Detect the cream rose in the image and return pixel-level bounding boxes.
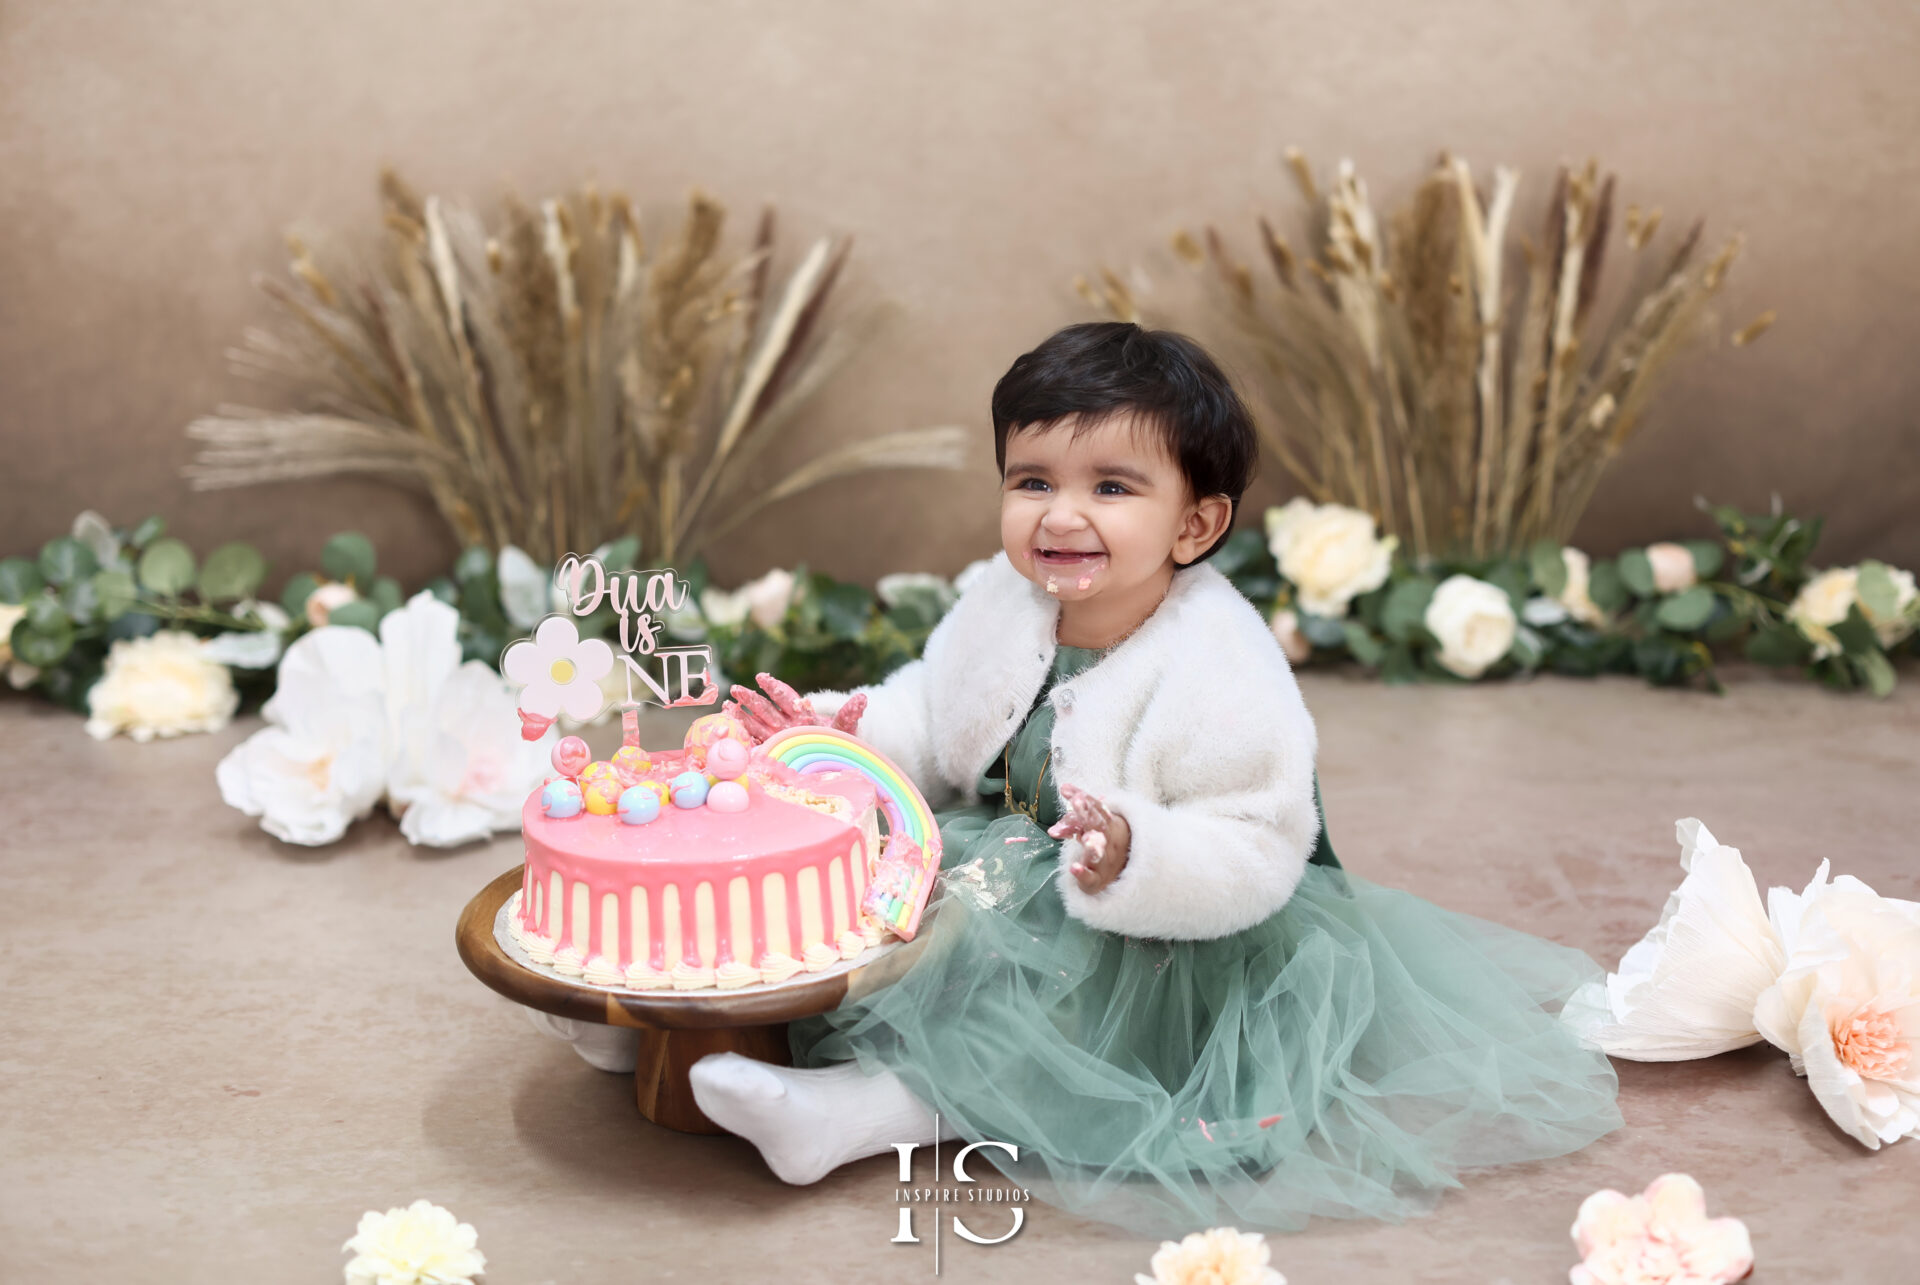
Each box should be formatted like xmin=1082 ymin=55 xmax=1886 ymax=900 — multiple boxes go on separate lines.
xmin=1268 ymin=608 xmax=1312 ymax=664
xmin=1646 ymin=542 xmax=1698 ymax=594
xmin=1786 ymin=567 xmax=1858 ymax=660
xmin=0 ymin=600 xmax=24 ymax=666
xmin=740 ymin=566 xmax=797 ymax=629
xmin=1558 ymin=547 xmax=1607 ymax=625
xmin=1423 ymin=575 xmax=1517 ymax=679
xmin=342 ymin=1199 xmax=486 ymax=1285
xmin=1264 ymin=498 xmax=1395 ymax=618
xmin=305 ymin=580 xmax=361 ymax=628
xmin=1135 ymin=1226 xmax=1286 ymax=1285
xmin=84 ymin=630 xmax=240 ymax=742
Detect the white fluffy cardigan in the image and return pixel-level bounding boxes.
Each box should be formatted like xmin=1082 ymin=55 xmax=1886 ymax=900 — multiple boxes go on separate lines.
xmin=808 ymin=551 xmax=1323 ymax=941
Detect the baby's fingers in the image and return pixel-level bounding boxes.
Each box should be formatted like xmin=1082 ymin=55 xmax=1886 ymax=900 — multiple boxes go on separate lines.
xmin=757 ymin=672 xmax=812 ymax=721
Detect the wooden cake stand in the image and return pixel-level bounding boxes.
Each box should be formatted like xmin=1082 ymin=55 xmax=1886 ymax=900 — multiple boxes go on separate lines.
xmin=456 ymin=866 xmax=931 ymax=1135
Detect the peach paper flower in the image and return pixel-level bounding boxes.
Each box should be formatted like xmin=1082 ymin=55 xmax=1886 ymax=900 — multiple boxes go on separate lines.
xmin=1135 ymin=1226 xmax=1286 ymax=1285
xmin=1570 ymin=1174 xmax=1752 ymax=1285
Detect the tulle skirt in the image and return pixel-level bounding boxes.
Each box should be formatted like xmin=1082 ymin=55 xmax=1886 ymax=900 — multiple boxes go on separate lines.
xmin=786 ymin=801 xmax=1624 ymax=1238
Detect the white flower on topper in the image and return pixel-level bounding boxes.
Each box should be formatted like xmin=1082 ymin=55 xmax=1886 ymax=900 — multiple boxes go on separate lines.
xmin=1751 ymin=862 xmax=1920 ymax=1150
xmin=502 ymin=615 xmax=615 ymax=732
xmin=1561 ymin=819 xmax=1786 ymax=1061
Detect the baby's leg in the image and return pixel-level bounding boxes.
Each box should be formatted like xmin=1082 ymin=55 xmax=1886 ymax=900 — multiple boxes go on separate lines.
xmin=689 ymin=1052 xmax=963 ymax=1185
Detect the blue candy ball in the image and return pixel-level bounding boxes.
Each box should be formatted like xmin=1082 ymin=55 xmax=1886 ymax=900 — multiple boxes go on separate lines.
xmin=541 ymin=779 xmax=584 ymax=819
xmin=669 ymin=769 xmax=710 ymax=809
xmin=618 ymin=786 xmax=662 ymax=826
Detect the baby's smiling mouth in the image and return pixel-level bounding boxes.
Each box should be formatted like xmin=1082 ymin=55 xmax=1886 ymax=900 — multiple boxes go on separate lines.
xmin=1034 ymin=546 xmax=1106 ymax=566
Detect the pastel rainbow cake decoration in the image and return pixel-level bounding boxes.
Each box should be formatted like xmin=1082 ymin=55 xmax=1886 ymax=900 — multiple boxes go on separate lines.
xmin=761 ymin=727 xmax=943 ymax=941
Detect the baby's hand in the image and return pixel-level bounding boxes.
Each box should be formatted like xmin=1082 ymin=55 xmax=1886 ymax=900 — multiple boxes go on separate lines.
xmin=1049 ymin=783 xmax=1130 ymax=894
xmin=725 ymin=672 xmax=867 ymax=743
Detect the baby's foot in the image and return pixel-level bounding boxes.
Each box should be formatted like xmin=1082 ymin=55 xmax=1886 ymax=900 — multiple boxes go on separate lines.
xmin=688 ymin=1052 xmax=854 ymax=1185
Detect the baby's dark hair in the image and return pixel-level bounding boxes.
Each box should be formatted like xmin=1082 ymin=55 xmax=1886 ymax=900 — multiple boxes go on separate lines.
xmin=990 ymin=321 xmax=1259 ymax=566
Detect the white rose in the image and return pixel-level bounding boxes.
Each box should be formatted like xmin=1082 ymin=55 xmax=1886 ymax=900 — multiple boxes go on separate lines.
xmin=739 ymin=567 xmax=797 ymax=629
xmin=1557 ymin=547 xmax=1607 ymax=625
xmin=876 ymin=572 xmax=957 ymax=613
xmin=342 ymin=1199 xmax=486 ymax=1285
xmin=1264 ymin=498 xmax=1396 ymax=618
xmin=1786 ymin=567 xmax=1858 ymax=661
xmin=1268 ymin=608 xmax=1312 ymax=665
xmin=1646 ymin=542 xmax=1698 ymax=594
xmin=699 ymin=585 xmax=750 ymax=628
xmin=306 ymin=580 xmax=361 ymax=628
xmin=0 ymin=601 xmax=24 ymax=666
xmin=1423 ymin=575 xmax=1517 ymax=679
xmin=1860 ymin=564 xmax=1918 ymax=649
xmin=84 ymin=630 xmax=240 ymax=742
xmin=1751 ymin=864 xmax=1920 ymax=1149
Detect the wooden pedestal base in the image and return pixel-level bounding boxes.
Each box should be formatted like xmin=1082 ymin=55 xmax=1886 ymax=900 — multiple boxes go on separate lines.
xmin=457 ymin=866 xmax=922 ymax=1135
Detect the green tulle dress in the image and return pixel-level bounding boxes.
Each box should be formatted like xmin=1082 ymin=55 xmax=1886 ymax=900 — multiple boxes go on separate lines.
xmin=787 ymin=644 xmax=1623 ymax=1238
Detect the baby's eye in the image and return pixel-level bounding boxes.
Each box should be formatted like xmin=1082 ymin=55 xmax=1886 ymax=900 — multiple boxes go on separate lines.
xmin=1014 ymin=477 xmax=1050 ymax=492
xmin=1096 ymin=481 xmax=1129 ymax=495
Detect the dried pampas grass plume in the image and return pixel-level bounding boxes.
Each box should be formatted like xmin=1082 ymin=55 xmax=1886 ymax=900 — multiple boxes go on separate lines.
xmin=1083 ymin=149 xmax=1772 ymax=559
xmin=187 ymin=171 xmax=967 ymax=565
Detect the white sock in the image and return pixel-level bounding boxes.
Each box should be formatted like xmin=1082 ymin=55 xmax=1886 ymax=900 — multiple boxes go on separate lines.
xmin=524 ymin=1007 xmax=641 ymax=1073
xmin=688 ymin=1052 xmax=962 ymax=1185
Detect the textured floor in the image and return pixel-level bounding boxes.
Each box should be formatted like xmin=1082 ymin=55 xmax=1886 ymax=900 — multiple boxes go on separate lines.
xmin=2 ymin=666 xmax=1916 ymax=1283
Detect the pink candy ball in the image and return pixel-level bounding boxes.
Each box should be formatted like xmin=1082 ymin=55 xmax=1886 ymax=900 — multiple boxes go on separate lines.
xmin=705 ymin=780 xmax=750 ymax=813
xmin=707 ymin=738 xmax=750 ymax=780
xmin=551 ymin=736 xmax=592 ymax=777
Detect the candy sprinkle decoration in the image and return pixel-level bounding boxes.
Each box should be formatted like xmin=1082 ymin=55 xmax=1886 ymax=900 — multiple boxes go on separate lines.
xmin=761 ymin=727 xmax=943 ymax=940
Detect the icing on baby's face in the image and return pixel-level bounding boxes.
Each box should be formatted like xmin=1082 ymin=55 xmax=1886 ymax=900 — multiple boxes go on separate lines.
xmin=999 ymin=409 xmax=1231 ymax=646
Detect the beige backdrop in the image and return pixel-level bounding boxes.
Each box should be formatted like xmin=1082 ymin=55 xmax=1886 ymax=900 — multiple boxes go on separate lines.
xmin=4 ymin=0 xmax=1917 ymax=592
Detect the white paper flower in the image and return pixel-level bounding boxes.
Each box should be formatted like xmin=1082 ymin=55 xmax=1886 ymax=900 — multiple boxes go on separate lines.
xmin=84 ymin=629 xmax=240 ymax=742
xmin=500 ymin=615 xmax=614 ymax=722
xmin=1558 ymin=547 xmax=1608 ymax=625
xmin=217 ymin=627 xmax=388 ymax=845
xmin=1786 ymin=567 xmax=1858 ymax=660
xmin=1570 ymin=1173 xmax=1753 ymax=1285
xmin=1268 ymin=607 xmax=1311 ymax=664
xmin=1750 ymin=865 xmax=1920 ymax=1149
xmin=1423 ymin=574 xmax=1517 ymax=678
xmin=1264 ymin=498 xmax=1395 ymax=618
xmin=1562 ymin=819 xmax=1786 ymax=1060
xmin=342 ymin=1199 xmax=486 ymax=1285
xmin=1135 ymin=1226 xmax=1286 ymax=1285
xmin=1647 ymin=542 xmax=1699 ymax=595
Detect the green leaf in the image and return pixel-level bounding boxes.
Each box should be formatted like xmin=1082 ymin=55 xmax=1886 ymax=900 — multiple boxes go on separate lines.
xmin=1342 ymin=621 xmax=1384 ymax=668
xmin=60 ymin=576 xmax=101 ymax=625
xmin=38 ymin=536 xmax=99 ymax=587
xmin=1685 ymin=540 xmax=1724 ymax=579
xmin=1511 ymin=623 xmax=1547 ymax=667
xmin=369 ymin=575 xmax=404 ymax=615
xmin=1857 ymin=560 xmax=1900 ymax=623
xmin=0 ymin=557 xmax=44 ymax=604
xmin=197 ymin=542 xmax=267 ymax=602
xmin=424 ymin=576 xmax=458 ymax=606
xmin=1485 ymin=561 xmax=1530 ymax=613
xmin=1298 ymin=611 xmax=1347 ymax=648
xmin=1745 ymin=623 xmax=1811 ymax=666
xmin=1529 ymin=541 xmax=1568 ymax=599
xmin=106 ymin=611 xmax=161 ymax=642
xmin=599 ymin=534 xmax=642 ymax=571
xmin=1380 ymin=642 xmax=1420 ymax=685
xmin=327 ymin=600 xmax=382 ymax=634
xmin=1588 ymin=559 xmax=1629 ymax=614
xmin=11 ymin=597 xmax=74 ymax=667
xmin=1831 ymin=605 xmax=1878 ymax=657
xmin=1859 ymin=650 xmax=1897 ymax=697
xmin=1617 ymin=548 xmax=1656 ymax=597
xmin=453 ymin=545 xmax=495 ymax=587
xmin=91 ymin=569 xmax=137 ymax=621
xmin=137 ymin=537 xmax=196 ymax=597
xmin=815 ymin=580 xmax=873 ymax=640
xmin=321 ymin=532 xmax=377 ymax=586
xmin=1655 ymin=585 xmax=1716 ymax=632
xmin=128 ymin=516 xmax=166 ymax=549
xmin=280 ymin=571 xmax=319 ymax=620
xmin=1380 ymin=576 xmax=1436 ymax=644
xmin=1210 ymin=529 xmax=1272 ymax=580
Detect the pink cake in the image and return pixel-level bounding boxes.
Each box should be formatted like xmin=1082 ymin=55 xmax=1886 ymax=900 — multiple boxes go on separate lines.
xmin=507 ymin=716 xmax=888 ymax=991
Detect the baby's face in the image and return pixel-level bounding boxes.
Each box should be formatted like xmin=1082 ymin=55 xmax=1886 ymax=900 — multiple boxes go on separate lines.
xmin=999 ymin=410 xmax=1215 ymax=606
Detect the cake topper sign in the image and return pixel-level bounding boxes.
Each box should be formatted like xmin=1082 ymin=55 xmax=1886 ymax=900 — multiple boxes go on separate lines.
xmin=502 ymin=553 xmax=719 ymax=741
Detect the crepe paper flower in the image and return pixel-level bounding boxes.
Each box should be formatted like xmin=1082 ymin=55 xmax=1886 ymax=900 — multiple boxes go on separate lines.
xmin=1424 ymin=574 xmax=1517 ymax=679
xmin=501 ymin=615 xmax=614 ymax=723
xmin=342 ymin=1198 xmax=486 ymax=1285
xmin=1751 ymin=862 xmax=1920 ymax=1149
xmin=1134 ymin=1226 xmax=1286 ymax=1285
xmin=1264 ymin=498 xmax=1395 ymax=618
xmin=83 ymin=629 xmax=241 ymax=742
xmin=1562 ymin=819 xmax=1787 ymax=1061
xmin=1569 ymin=1173 xmax=1753 ymax=1284
xmin=217 ymin=626 xmax=388 ymax=845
